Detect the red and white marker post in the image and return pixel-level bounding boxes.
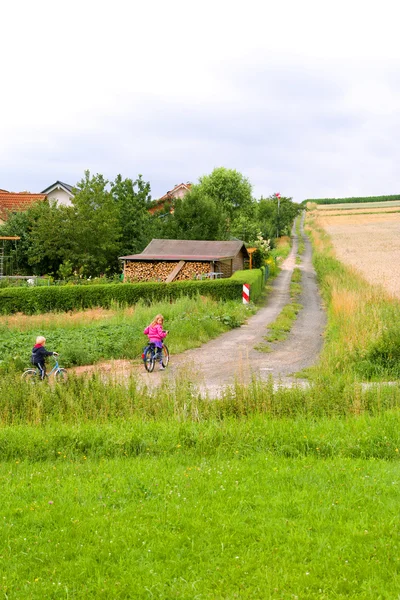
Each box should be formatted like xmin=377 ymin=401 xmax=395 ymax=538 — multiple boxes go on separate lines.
xmin=242 ymin=283 xmax=250 ymax=304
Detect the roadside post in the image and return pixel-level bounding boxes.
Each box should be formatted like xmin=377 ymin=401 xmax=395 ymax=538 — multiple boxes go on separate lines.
xmin=242 ymin=283 xmax=250 ymax=304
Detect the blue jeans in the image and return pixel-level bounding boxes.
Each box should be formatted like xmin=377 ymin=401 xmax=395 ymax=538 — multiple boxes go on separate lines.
xmin=155 ymin=347 xmax=163 ymax=363
xmin=33 ymin=362 xmax=46 ymax=380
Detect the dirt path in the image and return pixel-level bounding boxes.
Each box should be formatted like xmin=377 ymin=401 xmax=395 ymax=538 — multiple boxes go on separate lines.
xmin=72 ymin=217 xmax=326 ymax=396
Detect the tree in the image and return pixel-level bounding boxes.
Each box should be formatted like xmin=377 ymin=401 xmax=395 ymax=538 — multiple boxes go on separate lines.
xmin=0 ymin=207 xmax=37 ymax=275
xmin=1 ymin=171 xmax=155 ymax=277
xmin=229 ymin=212 xmax=260 ymax=243
xmin=28 ymin=203 xmax=74 ymax=275
xmin=68 ymin=171 xmax=121 ymax=275
xmin=0 ymin=201 xmax=72 ymax=275
xmin=111 ymin=174 xmax=153 ymax=256
xmin=195 ymin=167 xmax=254 ymax=220
xmin=257 ymin=194 xmax=302 ymax=239
xmin=162 ymin=188 xmax=228 ymax=240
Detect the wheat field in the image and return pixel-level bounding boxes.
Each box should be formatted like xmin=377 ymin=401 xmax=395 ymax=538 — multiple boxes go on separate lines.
xmin=316 ymin=211 xmax=400 ymax=299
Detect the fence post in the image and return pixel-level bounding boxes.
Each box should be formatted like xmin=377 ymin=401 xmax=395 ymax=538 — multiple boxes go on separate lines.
xmin=242 ymin=283 xmax=250 ymax=304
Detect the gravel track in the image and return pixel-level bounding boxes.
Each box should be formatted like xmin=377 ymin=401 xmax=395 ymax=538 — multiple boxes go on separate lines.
xmin=73 ymin=217 xmax=326 ymax=396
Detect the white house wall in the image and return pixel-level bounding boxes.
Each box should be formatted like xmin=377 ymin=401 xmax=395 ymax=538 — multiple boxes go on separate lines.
xmin=47 ymin=189 xmax=73 ymax=207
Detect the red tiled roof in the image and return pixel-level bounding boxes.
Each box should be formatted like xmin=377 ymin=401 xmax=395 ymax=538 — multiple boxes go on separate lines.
xmin=0 ymin=192 xmax=46 ymax=220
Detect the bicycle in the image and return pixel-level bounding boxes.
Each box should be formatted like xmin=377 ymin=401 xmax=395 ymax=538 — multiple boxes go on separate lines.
xmin=21 ymin=355 xmax=68 ymax=383
xmin=142 ymin=343 xmax=169 ymax=373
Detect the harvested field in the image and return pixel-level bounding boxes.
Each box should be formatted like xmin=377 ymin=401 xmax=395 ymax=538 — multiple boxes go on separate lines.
xmin=316 ymin=207 xmax=400 ymax=217
xmin=316 ymin=212 xmax=400 ymax=299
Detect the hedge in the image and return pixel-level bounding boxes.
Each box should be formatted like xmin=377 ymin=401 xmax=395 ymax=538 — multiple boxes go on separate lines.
xmin=0 ymin=279 xmax=238 ymax=315
xmin=231 ymin=267 xmax=266 ymax=301
xmin=0 ymin=268 xmax=269 ymax=315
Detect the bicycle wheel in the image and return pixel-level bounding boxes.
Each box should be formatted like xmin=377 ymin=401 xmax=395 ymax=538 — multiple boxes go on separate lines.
xmin=162 ymin=344 xmax=169 ymax=368
xmin=55 ymin=368 xmax=68 ymax=382
xmin=143 ymin=346 xmax=155 ymax=372
xmin=21 ymin=369 xmax=38 ymax=383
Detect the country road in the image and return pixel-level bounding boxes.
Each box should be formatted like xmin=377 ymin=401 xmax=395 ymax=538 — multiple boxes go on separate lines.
xmin=145 ymin=215 xmax=326 ymax=395
xmin=73 ymin=216 xmax=326 ymax=396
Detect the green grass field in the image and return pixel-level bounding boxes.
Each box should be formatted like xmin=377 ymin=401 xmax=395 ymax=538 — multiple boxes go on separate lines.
xmin=2 ymin=414 xmax=400 ymax=599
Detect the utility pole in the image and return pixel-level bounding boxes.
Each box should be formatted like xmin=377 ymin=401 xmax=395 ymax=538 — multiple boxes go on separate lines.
xmin=275 ymin=192 xmax=281 ymax=239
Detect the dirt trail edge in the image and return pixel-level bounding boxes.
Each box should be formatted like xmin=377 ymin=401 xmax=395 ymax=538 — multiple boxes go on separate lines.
xmin=73 ymin=216 xmax=327 ymax=396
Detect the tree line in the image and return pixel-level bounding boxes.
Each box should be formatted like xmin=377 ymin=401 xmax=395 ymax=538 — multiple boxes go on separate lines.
xmin=1 ymin=167 xmax=301 ymax=278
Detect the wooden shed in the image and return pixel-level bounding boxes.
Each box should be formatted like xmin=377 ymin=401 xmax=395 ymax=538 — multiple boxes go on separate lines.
xmin=120 ymin=239 xmax=249 ymax=283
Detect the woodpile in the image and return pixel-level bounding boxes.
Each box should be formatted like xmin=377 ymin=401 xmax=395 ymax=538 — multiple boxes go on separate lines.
xmin=174 ymin=261 xmax=211 ymax=281
xmin=124 ymin=260 xmax=212 ymax=282
xmin=124 ymin=261 xmax=178 ymax=282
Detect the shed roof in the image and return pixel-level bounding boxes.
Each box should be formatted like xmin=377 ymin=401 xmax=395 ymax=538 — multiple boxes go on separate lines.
xmin=120 ymin=239 xmax=249 ymax=261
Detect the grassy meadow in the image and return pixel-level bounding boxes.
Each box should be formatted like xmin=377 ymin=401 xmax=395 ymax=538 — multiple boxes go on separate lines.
xmin=0 ymin=295 xmax=257 ymax=372
xmin=2 ymin=227 xmax=400 ymax=598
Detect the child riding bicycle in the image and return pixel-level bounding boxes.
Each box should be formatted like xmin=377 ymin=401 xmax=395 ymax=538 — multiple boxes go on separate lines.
xmin=143 ymin=314 xmax=168 ymax=371
xmin=31 ymin=336 xmax=58 ymax=380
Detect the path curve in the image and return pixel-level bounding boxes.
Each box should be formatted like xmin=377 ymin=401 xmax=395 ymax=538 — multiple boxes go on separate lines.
xmin=73 ymin=216 xmax=326 ymax=396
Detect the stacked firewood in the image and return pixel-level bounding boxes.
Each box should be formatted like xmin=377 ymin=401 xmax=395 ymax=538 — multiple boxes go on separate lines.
xmin=124 ymin=260 xmax=212 ymax=282
xmin=174 ymin=262 xmax=211 ymax=280
xmin=124 ymin=261 xmax=179 ymax=282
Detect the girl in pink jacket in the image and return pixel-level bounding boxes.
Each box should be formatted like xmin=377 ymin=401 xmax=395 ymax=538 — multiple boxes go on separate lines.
xmin=143 ymin=314 xmax=168 ymax=370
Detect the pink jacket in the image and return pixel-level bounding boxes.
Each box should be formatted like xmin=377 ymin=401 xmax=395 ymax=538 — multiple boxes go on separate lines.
xmin=143 ymin=324 xmax=167 ymax=344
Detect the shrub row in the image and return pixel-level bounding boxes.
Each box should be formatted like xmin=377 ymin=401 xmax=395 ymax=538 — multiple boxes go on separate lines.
xmin=303 ymin=194 xmax=400 ymax=205
xmin=0 ymin=266 xmax=269 ymax=315
xmin=0 ymin=278 xmax=247 ymax=315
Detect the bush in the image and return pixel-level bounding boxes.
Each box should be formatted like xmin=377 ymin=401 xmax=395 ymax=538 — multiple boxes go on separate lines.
xmin=356 ymin=325 xmax=400 ymax=380
xmin=0 ymin=279 xmax=244 ymax=315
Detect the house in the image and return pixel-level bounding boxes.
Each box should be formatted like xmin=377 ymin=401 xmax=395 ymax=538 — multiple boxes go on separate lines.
xmin=120 ymin=239 xmax=249 ymax=282
xmin=41 ymin=181 xmax=74 ymax=207
xmin=0 ymin=190 xmax=47 ymax=223
xmin=148 ymin=182 xmax=192 ymax=215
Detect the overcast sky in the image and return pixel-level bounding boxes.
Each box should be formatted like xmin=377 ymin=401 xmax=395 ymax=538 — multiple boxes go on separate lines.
xmin=1 ymin=0 xmax=399 ymax=203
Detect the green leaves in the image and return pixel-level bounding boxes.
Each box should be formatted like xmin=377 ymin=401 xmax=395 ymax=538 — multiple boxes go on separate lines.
xmin=168 ymin=188 xmax=228 ymax=240
xmin=197 ymin=167 xmax=253 ymax=219
xmin=0 ymin=171 xmax=154 ymax=278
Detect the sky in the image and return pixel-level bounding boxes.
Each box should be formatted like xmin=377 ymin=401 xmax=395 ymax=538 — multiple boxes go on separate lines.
xmin=1 ymin=0 xmax=400 ymax=203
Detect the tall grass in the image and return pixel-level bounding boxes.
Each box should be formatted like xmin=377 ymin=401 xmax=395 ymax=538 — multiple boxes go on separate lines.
xmin=2 ymin=369 xmax=400 ymax=427
xmin=306 ymin=213 xmax=400 ymax=380
xmin=1 ymin=409 xmax=400 ymax=461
